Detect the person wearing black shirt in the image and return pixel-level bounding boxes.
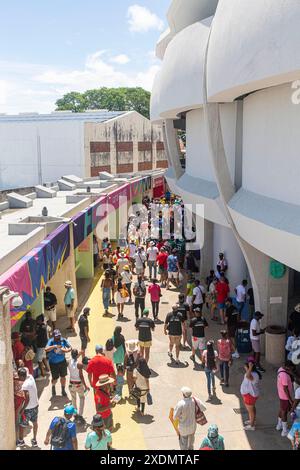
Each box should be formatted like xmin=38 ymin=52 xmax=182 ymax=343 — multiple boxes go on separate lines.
xmin=135 ymin=309 xmax=155 ymax=363
xmin=289 ymin=304 xmax=300 ymax=333
xmin=225 ymin=298 xmax=240 ymax=358
xmin=189 ymin=309 xmax=208 ymax=363
xmin=164 ymin=306 xmax=184 ymax=364
xmin=176 ymin=294 xmax=190 ymax=349
xmin=20 ymin=310 xmax=36 ymax=348
xmin=133 ymin=275 xmax=147 ymax=319
xmin=78 ymin=308 xmax=91 ymax=358
xmin=44 ymin=287 xmax=58 ymax=330
xmin=35 ymin=314 xmax=49 ymax=377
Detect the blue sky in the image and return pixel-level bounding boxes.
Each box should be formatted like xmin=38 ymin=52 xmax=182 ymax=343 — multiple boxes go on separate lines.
xmin=0 ymin=0 xmax=170 ymax=113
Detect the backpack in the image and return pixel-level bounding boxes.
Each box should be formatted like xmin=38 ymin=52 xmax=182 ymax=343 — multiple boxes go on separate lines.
xmin=218 ymin=339 xmax=231 ymax=361
xmin=50 ymin=418 xmax=70 ymax=449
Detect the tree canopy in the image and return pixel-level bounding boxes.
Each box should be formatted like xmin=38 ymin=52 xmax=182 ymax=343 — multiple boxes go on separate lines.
xmin=55 ymin=87 xmax=151 ymax=119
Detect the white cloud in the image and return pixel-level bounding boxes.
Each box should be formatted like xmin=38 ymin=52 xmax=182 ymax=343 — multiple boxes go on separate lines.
xmin=127 ymin=5 xmax=164 ymax=33
xmin=110 ymin=54 xmax=130 ymax=65
xmin=0 ymin=52 xmax=161 ymax=114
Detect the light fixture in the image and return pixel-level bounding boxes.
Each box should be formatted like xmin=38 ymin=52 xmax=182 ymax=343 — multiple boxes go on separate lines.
xmin=0 ymin=287 xmax=23 ymax=308
xmin=12 ymin=295 xmax=23 ymax=308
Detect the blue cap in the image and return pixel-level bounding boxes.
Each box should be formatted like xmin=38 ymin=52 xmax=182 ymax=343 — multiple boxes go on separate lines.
xmin=95 ymin=345 xmax=104 ymax=352
xmin=64 ymin=404 xmax=77 ymax=415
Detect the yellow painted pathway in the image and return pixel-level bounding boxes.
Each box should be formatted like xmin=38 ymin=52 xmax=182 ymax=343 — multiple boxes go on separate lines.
xmin=86 ymin=269 xmax=147 ymax=450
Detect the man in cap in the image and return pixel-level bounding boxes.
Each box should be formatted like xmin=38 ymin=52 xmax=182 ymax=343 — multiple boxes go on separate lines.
xmin=128 ymin=239 xmax=137 ymax=274
xmin=35 ymin=314 xmax=50 ymax=378
xmin=147 ymin=241 xmax=159 ymax=279
xmin=78 ymin=307 xmax=91 ymax=358
xmin=45 ymin=329 xmax=72 ymax=397
xmin=17 ymin=367 xmax=39 ymax=448
xmin=121 ymin=265 xmax=133 ymax=303
xmin=94 ymin=374 xmax=116 ymax=431
xmin=87 ymin=345 xmax=116 ymax=391
xmin=44 ymin=286 xmax=58 ymax=331
xmin=44 ymin=404 xmax=78 ymax=450
xmin=133 ymin=247 xmax=147 ymax=279
xmin=135 ymin=309 xmax=155 ymax=363
xmin=157 ymin=247 xmax=168 ymax=288
xmin=174 ymin=386 xmax=206 ymax=451
xmin=176 ymin=294 xmax=190 ymax=349
xmin=64 ymin=280 xmax=76 ymax=332
xmin=189 ymin=308 xmax=208 ymax=363
xmin=250 ymin=311 xmax=266 ymax=372
xmin=85 ymin=414 xmax=113 ymax=450
xmin=116 ymin=252 xmax=128 ymax=275
xmin=164 ymin=305 xmax=185 ymax=365
xmin=216 ymin=252 xmax=228 ymax=278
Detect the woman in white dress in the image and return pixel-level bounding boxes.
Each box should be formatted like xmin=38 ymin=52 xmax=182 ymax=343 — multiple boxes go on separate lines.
xmin=133 ymin=358 xmax=151 ymax=416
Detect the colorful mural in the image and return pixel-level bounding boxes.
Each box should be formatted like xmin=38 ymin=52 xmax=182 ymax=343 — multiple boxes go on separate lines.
xmin=0 ymin=224 xmax=70 ymax=326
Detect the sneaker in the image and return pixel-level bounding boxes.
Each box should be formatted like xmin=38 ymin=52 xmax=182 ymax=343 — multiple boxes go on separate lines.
xmin=281 ymin=429 xmax=289 ymax=437
xmin=31 ymin=439 xmax=38 ymax=448
xmin=175 ymin=360 xmax=180 ymax=365
xmin=168 ymin=352 xmax=173 ymax=359
xmin=276 ymin=422 xmax=283 ymax=431
xmin=244 ymin=425 xmax=255 ymax=431
xmin=61 ymin=388 xmax=67 ymax=397
xmin=190 ymin=355 xmax=196 ymax=362
xmin=220 ymin=379 xmax=225 ymax=385
xmin=17 ymin=439 xmax=25 ymax=448
xmin=207 ymin=396 xmax=213 ymax=402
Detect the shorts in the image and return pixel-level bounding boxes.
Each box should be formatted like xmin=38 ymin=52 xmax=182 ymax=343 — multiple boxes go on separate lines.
xmin=158 ymin=266 xmax=167 ymax=275
xmin=279 ymin=399 xmax=291 ymax=413
xmin=80 ymin=335 xmax=88 ymax=351
xmin=227 ymin=326 xmax=237 ymax=339
xmin=192 ymin=337 xmax=206 ymax=351
xmin=169 ymin=335 xmax=182 ymax=346
xmin=193 ymin=304 xmax=203 ymax=313
xmin=136 ymin=266 xmax=144 ymax=275
xmin=116 ymin=292 xmax=126 ymax=304
xmin=168 ymin=272 xmax=179 ymax=280
xmin=139 ymin=341 xmax=152 ymax=348
xmin=251 ymin=340 xmax=260 ymax=353
xmin=186 ymin=296 xmax=193 ymax=307
xmin=45 ymin=307 xmax=57 ymax=322
xmin=242 ymin=394 xmax=258 ymax=406
xmin=103 ymin=413 xmax=113 ymax=430
xmin=218 ymin=302 xmax=226 ymax=309
xmin=35 ymin=347 xmax=46 ymax=363
xmin=20 ymin=406 xmax=39 ymax=426
xmin=50 ymin=360 xmax=68 ymax=380
xmin=65 ymin=305 xmax=75 ymax=319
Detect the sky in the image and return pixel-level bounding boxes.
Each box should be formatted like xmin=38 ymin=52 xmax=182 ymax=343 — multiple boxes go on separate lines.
xmin=0 ymin=0 xmax=170 ymax=114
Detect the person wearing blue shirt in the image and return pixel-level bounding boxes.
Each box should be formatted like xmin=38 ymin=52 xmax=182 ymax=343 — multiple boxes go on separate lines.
xmin=44 ymin=405 xmax=77 ymax=450
xmin=287 ymin=418 xmax=300 ymax=450
xmin=167 ymin=251 xmax=180 ymax=290
xmin=45 ymin=329 xmax=71 ymax=397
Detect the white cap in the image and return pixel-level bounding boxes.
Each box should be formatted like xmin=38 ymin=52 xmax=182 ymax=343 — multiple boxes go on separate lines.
xmin=181 ymin=386 xmax=192 ymax=397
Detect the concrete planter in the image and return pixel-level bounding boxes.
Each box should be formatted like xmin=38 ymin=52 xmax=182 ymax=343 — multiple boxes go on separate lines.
xmin=265 ymin=325 xmax=286 ymax=367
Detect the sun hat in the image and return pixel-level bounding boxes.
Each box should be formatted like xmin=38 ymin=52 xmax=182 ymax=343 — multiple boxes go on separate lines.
xmin=96 ymin=374 xmax=115 ymax=387
xmin=125 ymin=339 xmax=139 ymax=354
xmin=91 ymin=415 xmax=105 ymax=428
xmin=64 ymin=280 xmax=72 ymax=287
xmin=64 ymin=404 xmax=77 ymax=416
xmin=150 ymin=241 xmax=155 ymax=246
xmin=124 ymin=265 xmax=130 ymax=271
xmin=181 ymin=386 xmax=192 ymax=397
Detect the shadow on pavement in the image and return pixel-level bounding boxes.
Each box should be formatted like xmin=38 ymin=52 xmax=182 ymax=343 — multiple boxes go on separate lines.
xmin=167 ymin=360 xmax=189 ymax=369
xmin=131 ymin=410 xmax=155 ymax=424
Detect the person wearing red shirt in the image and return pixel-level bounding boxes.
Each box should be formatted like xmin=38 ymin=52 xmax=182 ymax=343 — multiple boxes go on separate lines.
xmin=157 ymin=248 xmax=168 ymax=288
xmin=11 ymin=332 xmax=34 ymax=375
xmin=148 ymin=279 xmax=162 ymax=320
xmin=87 ymin=345 xmax=116 ymax=390
xmin=94 ymin=374 xmax=116 ymax=431
xmin=216 ymin=275 xmax=230 ymax=325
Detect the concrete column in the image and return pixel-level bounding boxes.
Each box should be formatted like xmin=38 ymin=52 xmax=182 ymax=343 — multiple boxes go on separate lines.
xmin=0 ymin=290 xmax=15 ymax=450
xmin=133 ymin=140 xmax=139 ymax=173
xmin=165 ymin=119 xmax=184 ymax=180
xmin=213 ymin=224 xmax=248 ymax=291
xmin=199 ymin=218 xmax=214 ymax=280
xmin=110 ymin=139 xmax=117 ymax=175
xmin=152 ymin=141 xmax=157 ymax=170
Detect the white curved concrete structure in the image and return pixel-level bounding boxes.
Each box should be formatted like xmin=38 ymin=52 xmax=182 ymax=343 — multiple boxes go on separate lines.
xmin=152 ymin=0 xmax=300 ymax=332
xmin=207 ymin=0 xmax=300 ymax=102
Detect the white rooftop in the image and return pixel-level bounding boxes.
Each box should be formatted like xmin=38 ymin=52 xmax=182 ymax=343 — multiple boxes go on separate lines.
xmin=0 ymin=110 xmax=128 ymax=123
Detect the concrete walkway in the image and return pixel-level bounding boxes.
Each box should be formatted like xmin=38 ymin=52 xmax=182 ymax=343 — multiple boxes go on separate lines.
xmin=28 ymin=267 xmax=290 ymax=451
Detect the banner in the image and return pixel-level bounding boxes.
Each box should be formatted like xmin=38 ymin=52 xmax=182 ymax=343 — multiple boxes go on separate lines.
xmin=0 ymin=224 xmax=70 ymax=326
xmin=73 ymin=196 xmax=107 ymax=249
xmin=130 ymin=176 xmax=152 ymax=199
xmin=108 ymin=184 xmax=131 ymax=212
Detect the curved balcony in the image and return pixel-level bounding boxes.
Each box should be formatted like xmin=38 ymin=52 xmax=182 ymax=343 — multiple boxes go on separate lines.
xmin=167 ymin=0 xmax=218 ymax=35
xmin=207 ymin=0 xmax=300 ymax=102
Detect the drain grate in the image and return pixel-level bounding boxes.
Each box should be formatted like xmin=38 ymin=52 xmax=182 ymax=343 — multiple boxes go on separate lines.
xmin=233 ymin=408 xmax=248 ymax=415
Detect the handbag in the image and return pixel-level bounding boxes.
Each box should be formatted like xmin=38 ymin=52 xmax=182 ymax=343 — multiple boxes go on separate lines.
xmin=130 ymin=385 xmax=142 ymax=400
xmin=193 ymin=397 xmax=207 ymax=426
xmin=25 ymin=347 xmax=35 ymax=362
xmin=120 ymin=287 xmax=129 ymax=299
xmin=147 ymin=392 xmax=153 ymax=406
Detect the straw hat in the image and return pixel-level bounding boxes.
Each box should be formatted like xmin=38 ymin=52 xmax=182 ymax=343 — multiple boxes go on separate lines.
xmin=64 ymin=280 xmax=72 ymax=287
xmin=124 ymin=265 xmax=130 ymax=271
xmin=125 ymin=339 xmax=139 ymax=354
xmin=96 ymin=374 xmax=115 ymax=387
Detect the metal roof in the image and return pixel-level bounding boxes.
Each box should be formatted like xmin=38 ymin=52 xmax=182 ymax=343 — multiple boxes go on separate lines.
xmin=0 ymin=110 xmax=128 ymax=123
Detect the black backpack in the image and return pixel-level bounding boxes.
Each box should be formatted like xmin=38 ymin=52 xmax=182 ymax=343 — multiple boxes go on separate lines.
xmin=50 ymin=418 xmax=70 ymax=449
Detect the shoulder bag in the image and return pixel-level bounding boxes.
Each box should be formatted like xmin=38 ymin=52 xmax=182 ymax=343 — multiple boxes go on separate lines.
xmin=193 ymin=397 xmax=207 ymax=426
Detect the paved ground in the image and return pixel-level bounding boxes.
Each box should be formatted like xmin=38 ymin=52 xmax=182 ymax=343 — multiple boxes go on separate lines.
xmin=22 ymin=266 xmax=291 ymax=451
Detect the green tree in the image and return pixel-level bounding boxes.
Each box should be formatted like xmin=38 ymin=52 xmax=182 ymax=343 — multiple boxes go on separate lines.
xmin=55 ymin=87 xmax=151 ymax=118
xmin=55 ymin=91 xmax=87 ymax=113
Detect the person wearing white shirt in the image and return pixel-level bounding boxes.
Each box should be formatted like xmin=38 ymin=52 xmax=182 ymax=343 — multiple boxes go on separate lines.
xmin=128 ymin=240 xmax=137 ymax=273
xmin=235 ymin=280 xmax=248 ymax=317
xmin=147 ymin=242 xmax=159 ymax=279
xmin=134 ymin=248 xmax=147 ymax=279
xmin=121 ymin=266 xmax=133 ymax=303
xmin=192 ymin=280 xmax=206 ymax=312
xmin=250 ymin=312 xmax=266 ymax=372
xmin=174 ymin=386 xmax=206 ymax=450
xmin=18 ymin=368 xmax=39 ymax=448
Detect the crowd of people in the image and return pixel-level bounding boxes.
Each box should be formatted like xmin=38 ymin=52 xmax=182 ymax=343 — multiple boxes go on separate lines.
xmin=11 ymin=192 xmax=300 ymax=451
